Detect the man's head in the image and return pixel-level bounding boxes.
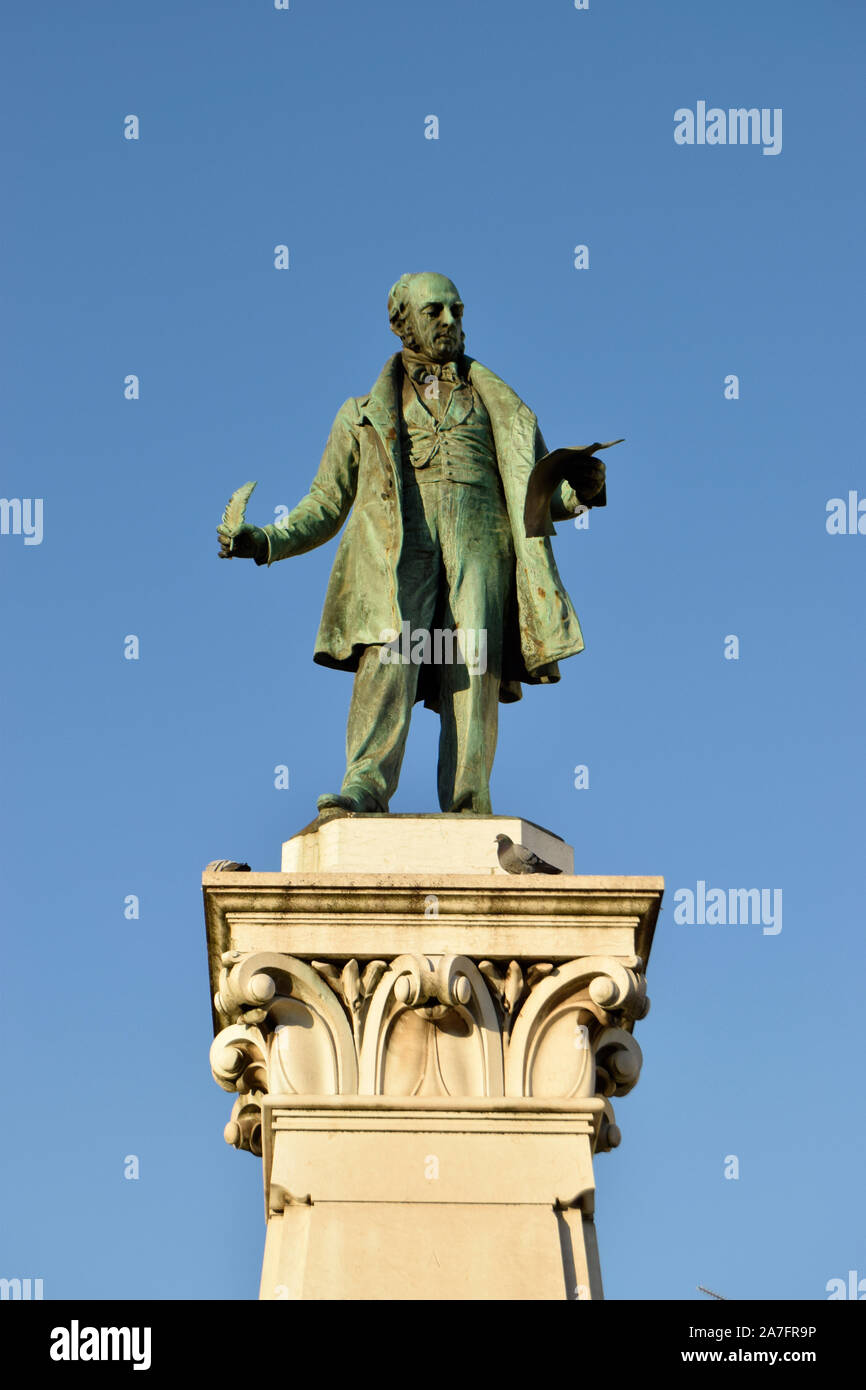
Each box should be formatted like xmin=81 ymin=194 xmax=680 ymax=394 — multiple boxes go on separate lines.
xmin=387 ymin=272 xmax=465 ymax=362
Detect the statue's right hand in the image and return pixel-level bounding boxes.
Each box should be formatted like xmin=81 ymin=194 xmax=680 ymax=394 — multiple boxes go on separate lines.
xmin=217 ymin=523 xmax=268 ymax=563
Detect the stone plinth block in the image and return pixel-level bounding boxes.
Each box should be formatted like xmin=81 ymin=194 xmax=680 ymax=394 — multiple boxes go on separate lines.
xmin=282 ymin=813 xmax=574 ymax=874
xmin=203 ymin=817 xmax=662 ymax=1301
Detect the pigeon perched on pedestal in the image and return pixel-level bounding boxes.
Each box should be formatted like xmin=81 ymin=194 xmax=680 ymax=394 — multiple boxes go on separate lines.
xmin=495 ymin=834 xmax=562 ymax=875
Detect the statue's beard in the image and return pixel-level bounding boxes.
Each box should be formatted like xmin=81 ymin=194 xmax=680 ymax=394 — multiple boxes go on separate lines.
xmin=400 ymin=325 xmax=465 ymax=360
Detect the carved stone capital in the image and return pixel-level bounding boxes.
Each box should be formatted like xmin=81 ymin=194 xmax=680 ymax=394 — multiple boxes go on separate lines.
xmin=203 ymin=854 xmax=663 ymax=1300
xmin=209 ymin=947 xmax=650 ymax=1154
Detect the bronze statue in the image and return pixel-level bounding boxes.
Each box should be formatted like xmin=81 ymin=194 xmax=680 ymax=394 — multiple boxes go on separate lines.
xmin=218 ymin=272 xmax=612 ymax=816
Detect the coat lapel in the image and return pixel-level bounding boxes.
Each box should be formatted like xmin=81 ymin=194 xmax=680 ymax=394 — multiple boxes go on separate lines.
xmin=468 ymin=359 xmax=538 ymax=543
xmin=467 ymin=358 xmax=525 ymax=439
xmin=360 ymin=354 xmax=404 ymax=496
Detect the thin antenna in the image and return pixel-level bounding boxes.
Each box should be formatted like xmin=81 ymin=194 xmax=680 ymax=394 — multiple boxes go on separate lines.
xmin=697 ymin=1284 xmax=727 ymax=1300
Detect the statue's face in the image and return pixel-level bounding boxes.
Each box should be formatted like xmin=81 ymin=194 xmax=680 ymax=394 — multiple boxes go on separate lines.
xmin=405 ymin=274 xmax=464 ymax=361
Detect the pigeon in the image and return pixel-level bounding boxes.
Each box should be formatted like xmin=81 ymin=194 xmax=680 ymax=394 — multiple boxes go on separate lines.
xmin=495 ymin=834 xmax=562 ymax=875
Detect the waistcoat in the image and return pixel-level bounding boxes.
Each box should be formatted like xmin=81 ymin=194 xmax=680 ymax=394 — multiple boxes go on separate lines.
xmin=400 ymin=374 xmax=500 ymax=487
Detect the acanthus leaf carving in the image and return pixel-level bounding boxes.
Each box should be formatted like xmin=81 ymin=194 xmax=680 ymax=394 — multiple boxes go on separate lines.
xmin=211 ymin=949 xmax=648 ymax=1155
xmin=310 ymin=958 xmax=388 ymax=1046
xmin=213 ymin=951 xmax=358 ymax=1101
xmin=503 ymin=957 xmax=649 ymax=1101
xmin=358 ymin=954 xmax=504 ymax=1097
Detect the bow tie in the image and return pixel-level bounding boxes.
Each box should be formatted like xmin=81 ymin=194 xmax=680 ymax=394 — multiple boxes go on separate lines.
xmin=404 ymin=357 xmax=461 ymax=384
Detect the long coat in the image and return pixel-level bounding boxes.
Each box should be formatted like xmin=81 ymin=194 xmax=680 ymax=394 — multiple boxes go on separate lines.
xmin=262 ymin=353 xmax=585 ymax=707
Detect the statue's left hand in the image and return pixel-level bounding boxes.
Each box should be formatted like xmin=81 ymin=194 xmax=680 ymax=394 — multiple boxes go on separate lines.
xmin=568 ymin=457 xmax=606 ymax=503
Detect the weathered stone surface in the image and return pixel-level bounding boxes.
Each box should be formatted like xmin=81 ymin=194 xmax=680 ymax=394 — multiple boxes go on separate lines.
xmin=259 ymin=1099 xmax=603 ymax=1301
xmin=203 ymin=826 xmax=662 ymax=1300
xmin=282 ymin=813 xmax=574 ymax=874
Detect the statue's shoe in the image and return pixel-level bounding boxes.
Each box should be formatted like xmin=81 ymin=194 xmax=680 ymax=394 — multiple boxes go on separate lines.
xmin=316 ymin=786 xmax=382 ymax=814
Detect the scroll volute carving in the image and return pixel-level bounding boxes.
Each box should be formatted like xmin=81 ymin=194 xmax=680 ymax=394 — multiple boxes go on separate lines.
xmin=504 ymin=958 xmax=647 ymax=1100
xmin=212 ymin=951 xmax=358 ymax=1098
xmin=357 ymin=954 xmax=504 ymax=1098
xmin=210 ymin=1022 xmax=268 ymax=1094
xmin=210 ymin=950 xmax=650 ymax=1153
xmin=223 ymin=1096 xmax=264 ymax=1157
xmin=210 ymin=1024 xmax=268 ymax=1158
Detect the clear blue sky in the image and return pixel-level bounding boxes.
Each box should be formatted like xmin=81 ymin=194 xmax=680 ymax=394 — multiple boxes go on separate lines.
xmin=2 ymin=0 xmax=863 ymax=1300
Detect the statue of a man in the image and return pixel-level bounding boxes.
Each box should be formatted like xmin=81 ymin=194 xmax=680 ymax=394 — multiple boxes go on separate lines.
xmin=219 ymin=272 xmax=605 ymax=816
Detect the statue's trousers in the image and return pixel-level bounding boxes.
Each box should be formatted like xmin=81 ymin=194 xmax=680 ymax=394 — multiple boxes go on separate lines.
xmin=341 ymin=467 xmax=514 ymax=812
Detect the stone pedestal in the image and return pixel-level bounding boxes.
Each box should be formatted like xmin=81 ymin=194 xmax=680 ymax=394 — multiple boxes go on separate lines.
xmin=281 ymin=813 xmax=574 ymax=874
xmin=203 ymin=816 xmax=662 ymax=1301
